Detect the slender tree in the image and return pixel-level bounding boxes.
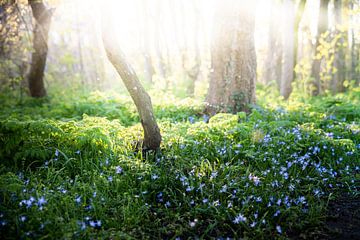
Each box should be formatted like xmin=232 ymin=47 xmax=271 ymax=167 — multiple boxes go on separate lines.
xmin=141 ymin=0 xmax=154 ymax=85
xmin=27 ymin=0 xmax=53 ymax=97
xmin=310 ymin=0 xmax=330 ymax=96
xmin=181 ymin=1 xmax=201 ymax=97
xmin=280 ymin=0 xmax=306 ymax=99
xmin=332 ymin=0 xmax=346 ymax=93
xmin=280 ymin=0 xmax=295 ymax=99
xmin=263 ymin=0 xmax=280 ymax=85
xmin=293 ymin=0 xmax=306 ymax=78
xmin=205 ymin=0 xmax=257 ymax=115
xmin=153 ymin=1 xmax=167 ymax=85
xmin=101 ymin=8 xmax=161 ymax=151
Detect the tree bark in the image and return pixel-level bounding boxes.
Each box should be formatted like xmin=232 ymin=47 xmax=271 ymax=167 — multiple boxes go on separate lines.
xmin=205 ymin=0 xmax=257 ymax=115
xmin=101 ymin=12 xmax=161 ymax=151
xmin=310 ymin=0 xmax=330 ymax=96
xmin=28 ymin=0 xmax=53 ymax=98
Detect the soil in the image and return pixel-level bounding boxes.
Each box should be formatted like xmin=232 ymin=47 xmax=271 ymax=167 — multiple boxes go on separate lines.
xmin=321 ymin=195 xmax=360 ymax=240
xmin=287 ymin=194 xmax=360 ymax=240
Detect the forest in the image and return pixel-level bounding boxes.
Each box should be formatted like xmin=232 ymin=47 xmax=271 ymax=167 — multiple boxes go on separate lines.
xmin=0 ymin=0 xmax=359 ymax=239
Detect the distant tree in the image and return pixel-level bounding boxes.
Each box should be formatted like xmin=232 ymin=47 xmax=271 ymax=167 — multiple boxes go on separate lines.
xmin=101 ymin=9 xmax=161 ymax=151
xmin=332 ymin=0 xmax=346 ymax=93
xmin=182 ymin=0 xmax=201 ymax=97
xmin=280 ymin=0 xmax=306 ymax=99
xmin=140 ymin=0 xmax=154 ymax=85
xmin=153 ymin=1 xmax=168 ymax=87
xmin=348 ymin=0 xmax=359 ymax=86
xmin=310 ymin=0 xmax=330 ymax=96
xmin=263 ymin=0 xmax=282 ymax=86
xmin=205 ymin=0 xmax=257 ymax=115
xmin=280 ymin=0 xmax=295 ymax=100
xmin=28 ymin=0 xmax=53 ymax=97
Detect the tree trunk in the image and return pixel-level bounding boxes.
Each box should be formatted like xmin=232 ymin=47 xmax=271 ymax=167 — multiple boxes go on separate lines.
xmin=280 ymin=0 xmax=295 ymax=99
xmin=154 ymin=3 xmax=167 ymax=85
xmin=332 ymin=0 xmax=345 ymax=93
xmin=263 ymin=0 xmax=283 ymax=87
xmin=141 ymin=0 xmax=154 ymax=85
xmin=101 ymin=12 xmax=161 ymax=151
xmin=184 ymin=1 xmax=201 ymax=97
xmin=293 ymin=0 xmax=306 ymax=80
xmin=28 ymin=0 xmax=53 ymax=98
xmin=310 ymin=0 xmax=329 ymax=96
xmin=205 ymin=0 xmax=257 ymax=115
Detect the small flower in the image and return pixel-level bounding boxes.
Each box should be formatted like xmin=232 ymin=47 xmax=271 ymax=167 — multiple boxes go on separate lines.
xmin=274 ymin=210 xmax=281 ymax=217
xmin=188 ymin=116 xmax=195 ymax=124
xmin=75 ymin=150 xmax=81 ymax=155
xmin=20 ymin=216 xmax=27 ymax=222
xmin=189 ymin=219 xmax=198 ymax=228
xmin=37 ymin=196 xmax=47 ymax=206
xmin=202 ymin=198 xmax=208 ymax=204
xmin=203 ymin=114 xmax=210 ymax=123
xmin=89 ymin=220 xmax=101 ymax=228
xmin=233 ymin=213 xmax=246 ymax=224
xmin=276 ymin=225 xmax=282 ymax=234
xmin=151 ymin=174 xmax=159 ymax=180
xmin=233 ymin=213 xmax=247 ymax=224
xmin=115 ymin=166 xmax=123 ymax=174
xmin=211 ymin=171 xmax=218 ymax=179
xmin=75 ymin=196 xmax=81 ymax=204
xmin=250 ymin=221 xmax=257 ymax=228
xmin=219 ymin=184 xmax=227 ymax=193
xmin=55 ymin=149 xmax=59 ymax=157
xmin=107 ymin=176 xmax=113 ymax=182
xmin=77 ymin=221 xmax=86 ymax=230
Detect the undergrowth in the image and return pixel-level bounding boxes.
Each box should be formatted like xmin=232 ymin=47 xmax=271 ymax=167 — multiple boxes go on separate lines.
xmin=0 ymin=87 xmax=359 ymax=239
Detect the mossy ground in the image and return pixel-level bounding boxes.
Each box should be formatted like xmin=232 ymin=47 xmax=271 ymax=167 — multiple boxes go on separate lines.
xmin=0 ymin=86 xmax=359 ymax=239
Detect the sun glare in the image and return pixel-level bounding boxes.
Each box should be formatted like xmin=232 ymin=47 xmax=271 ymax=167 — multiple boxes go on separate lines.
xmin=53 ymin=0 xmax=317 ymax=56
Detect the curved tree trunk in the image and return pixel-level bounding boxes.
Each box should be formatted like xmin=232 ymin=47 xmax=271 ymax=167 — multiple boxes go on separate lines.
xmin=101 ymin=11 xmax=161 ymax=151
xmin=28 ymin=0 xmax=53 ymax=98
xmin=205 ymin=0 xmax=257 ymax=115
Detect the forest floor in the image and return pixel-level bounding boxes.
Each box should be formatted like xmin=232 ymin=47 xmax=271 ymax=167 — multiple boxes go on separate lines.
xmin=322 ymin=195 xmax=360 ymax=240
xmin=289 ymin=193 xmax=360 ymax=240
xmin=0 ymin=88 xmax=359 ymax=239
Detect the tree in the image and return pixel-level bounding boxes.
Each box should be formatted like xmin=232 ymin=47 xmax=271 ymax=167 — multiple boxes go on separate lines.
xmin=263 ymin=0 xmax=282 ymax=86
xmin=310 ymin=0 xmax=330 ymax=96
xmin=28 ymin=0 xmax=53 ymax=97
xmin=140 ymin=0 xmax=154 ymax=85
xmin=101 ymin=8 xmax=161 ymax=151
xmin=332 ymin=0 xmax=346 ymax=93
xmin=280 ymin=0 xmax=295 ymax=99
xmin=205 ymin=0 xmax=257 ymax=115
xmin=182 ymin=0 xmax=201 ymax=97
xmin=280 ymin=0 xmax=306 ymax=99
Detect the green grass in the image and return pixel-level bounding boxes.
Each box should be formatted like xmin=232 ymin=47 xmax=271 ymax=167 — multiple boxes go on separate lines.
xmin=0 ymin=87 xmax=359 ymax=239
